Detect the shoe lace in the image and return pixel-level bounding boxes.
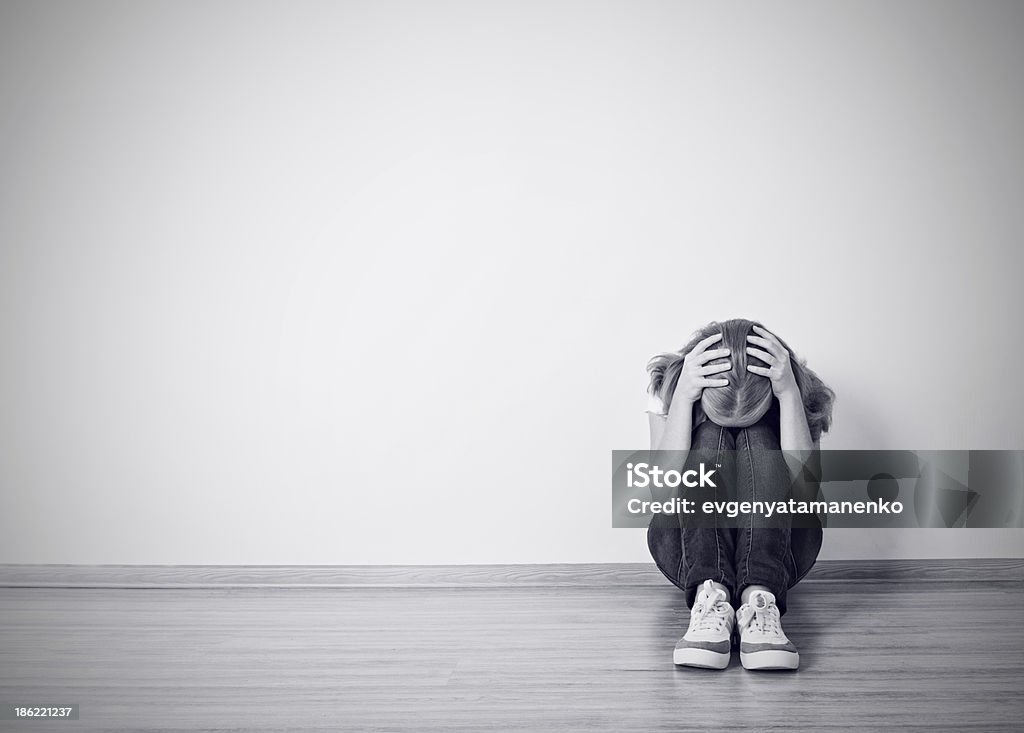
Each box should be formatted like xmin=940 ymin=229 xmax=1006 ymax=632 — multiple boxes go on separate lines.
xmin=690 ymin=597 xmax=730 ymax=633
xmin=738 ymin=596 xmax=781 ymax=636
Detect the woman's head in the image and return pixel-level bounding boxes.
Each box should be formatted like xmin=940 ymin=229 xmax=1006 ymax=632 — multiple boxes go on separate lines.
xmin=696 ymin=319 xmax=774 ymax=427
xmin=647 ymin=318 xmax=835 ymax=441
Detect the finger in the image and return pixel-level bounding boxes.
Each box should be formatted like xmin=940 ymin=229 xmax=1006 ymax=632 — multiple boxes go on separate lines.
xmin=699 ymin=361 xmax=732 ymax=375
xmin=700 ymin=378 xmax=729 ymax=388
xmin=693 ymin=347 xmax=731 ymax=365
xmin=745 ymin=346 xmax=775 ymax=364
xmin=691 ymin=332 xmax=723 ymax=355
xmin=751 ymin=326 xmax=790 ymax=355
xmin=751 ymin=324 xmax=780 ymax=343
xmin=746 ymin=335 xmax=785 ymax=358
xmin=746 ymin=365 xmax=772 ymax=377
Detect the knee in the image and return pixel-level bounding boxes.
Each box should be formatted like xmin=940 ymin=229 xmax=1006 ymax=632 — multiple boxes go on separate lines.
xmin=690 ymin=415 xmax=729 ymax=450
xmin=738 ymin=420 xmax=780 ymax=450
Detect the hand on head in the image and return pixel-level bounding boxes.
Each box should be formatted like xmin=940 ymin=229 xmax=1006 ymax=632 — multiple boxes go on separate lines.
xmin=745 ymin=324 xmax=799 ymax=399
xmin=671 ymin=332 xmax=731 ymax=404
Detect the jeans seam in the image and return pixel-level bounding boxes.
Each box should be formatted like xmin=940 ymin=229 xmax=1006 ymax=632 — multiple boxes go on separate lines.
xmin=715 ymin=426 xmax=725 ymax=588
xmin=743 ymin=427 xmax=754 ymax=591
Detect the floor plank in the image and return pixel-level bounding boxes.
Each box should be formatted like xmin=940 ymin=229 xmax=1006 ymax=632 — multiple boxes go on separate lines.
xmin=2 ymin=558 xmax=1023 ymax=587
xmin=1 ymin=580 xmax=1022 ymax=731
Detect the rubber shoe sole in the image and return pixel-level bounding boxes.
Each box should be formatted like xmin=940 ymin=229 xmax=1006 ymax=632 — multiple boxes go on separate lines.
xmin=673 ymin=646 xmax=731 ymax=669
xmin=740 ymin=648 xmax=799 ymax=670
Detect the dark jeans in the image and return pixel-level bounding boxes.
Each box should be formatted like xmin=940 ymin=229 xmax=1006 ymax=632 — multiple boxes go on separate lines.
xmin=646 ymin=413 xmax=822 ymax=616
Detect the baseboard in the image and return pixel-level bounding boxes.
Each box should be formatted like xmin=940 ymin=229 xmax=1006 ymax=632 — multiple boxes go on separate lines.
xmin=0 ymin=558 xmax=1022 ymax=588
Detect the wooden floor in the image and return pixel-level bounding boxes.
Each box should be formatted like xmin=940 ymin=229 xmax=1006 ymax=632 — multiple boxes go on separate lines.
xmin=1 ymin=569 xmax=1022 ymax=731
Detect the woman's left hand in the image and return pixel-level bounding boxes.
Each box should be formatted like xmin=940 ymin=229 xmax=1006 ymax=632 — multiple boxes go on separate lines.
xmin=745 ymin=325 xmax=799 ymax=399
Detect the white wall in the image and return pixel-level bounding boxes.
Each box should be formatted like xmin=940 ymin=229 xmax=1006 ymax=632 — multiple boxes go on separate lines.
xmin=1 ymin=0 xmax=1022 ymax=564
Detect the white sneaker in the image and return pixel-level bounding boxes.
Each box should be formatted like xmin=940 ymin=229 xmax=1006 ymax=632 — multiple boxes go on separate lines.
xmin=673 ymin=579 xmax=735 ymax=669
xmin=736 ymin=590 xmax=799 ymax=670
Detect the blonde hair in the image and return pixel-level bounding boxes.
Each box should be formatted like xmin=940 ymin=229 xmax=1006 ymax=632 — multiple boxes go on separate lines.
xmin=647 ymin=318 xmax=835 ymax=442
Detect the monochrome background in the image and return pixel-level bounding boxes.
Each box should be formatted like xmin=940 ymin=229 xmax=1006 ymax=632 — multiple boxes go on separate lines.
xmin=2 ymin=0 xmax=1022 ymax=565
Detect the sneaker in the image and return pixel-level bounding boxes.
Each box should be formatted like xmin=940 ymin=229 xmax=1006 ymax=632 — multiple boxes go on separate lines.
xmin=673 ymin=579 xmax=735 ymax=669
xmin=736 ymin=590 xmax=799 ymax=670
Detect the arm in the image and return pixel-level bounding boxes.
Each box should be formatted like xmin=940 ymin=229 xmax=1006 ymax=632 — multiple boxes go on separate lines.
xmin=746 ymin=325 xmax=817 ymax=482
xmin=779 ymin=392 xmax=819 ymax=486
xmin=778 ymin=391 xmax=814 ymax=454
xmin=648 ymin=400 xmax=695 ymax=479
xmin=648 ymin=333 xmax=731 ymax=471
xmin=650 ymin=398 xmax=693 ymax=452
xmin=648 ymin=412 xmax=667 ymax=451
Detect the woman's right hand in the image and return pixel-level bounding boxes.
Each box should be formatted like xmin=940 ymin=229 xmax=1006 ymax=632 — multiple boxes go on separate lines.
xmin=671 ymin=332 xmax=731 ymax=404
